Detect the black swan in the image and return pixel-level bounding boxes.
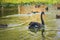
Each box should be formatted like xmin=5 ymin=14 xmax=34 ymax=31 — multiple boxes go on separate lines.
xmin=28 ymin=12 xmax=45 ymax=36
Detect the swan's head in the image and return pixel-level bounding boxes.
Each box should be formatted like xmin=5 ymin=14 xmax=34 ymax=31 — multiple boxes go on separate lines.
xmin=41 ymin=12 xmax=46 ymax=18
xmin=41 ymin=12 xmax=45 ymax=15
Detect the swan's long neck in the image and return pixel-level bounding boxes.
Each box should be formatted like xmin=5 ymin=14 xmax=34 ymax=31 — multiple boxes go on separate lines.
xmin=41 ymin=12 xmax=45 ymax=25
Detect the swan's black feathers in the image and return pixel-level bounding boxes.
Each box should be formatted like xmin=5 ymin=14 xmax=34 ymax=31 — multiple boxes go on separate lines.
xmin=29 ymin=22 xmax=43 ymax=29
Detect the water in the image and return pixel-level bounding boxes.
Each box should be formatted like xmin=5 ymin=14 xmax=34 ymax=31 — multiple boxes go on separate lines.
xmin=54 ymin=19 xmax=60 ymax=40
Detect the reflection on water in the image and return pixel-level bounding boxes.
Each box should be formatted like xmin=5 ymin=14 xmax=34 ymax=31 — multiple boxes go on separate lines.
xmin=55 ymin=19 xmax=60 ymax=40
xmin=57 ymin=32 xmax=60 ymax=37
xmin=42 ymin=35 xmax=45 ymax=40
xmin=28 ymin=18 xmax=60 ymax=40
